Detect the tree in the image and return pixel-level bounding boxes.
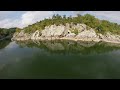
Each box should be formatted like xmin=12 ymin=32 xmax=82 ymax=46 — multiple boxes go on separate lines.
xmin=16 ymin=28 xmax=21 ymax=32
xmin=18 ymin=14 xmax=120 ymax=35
xmin=63 ymin=15 xmax=66 ymax=19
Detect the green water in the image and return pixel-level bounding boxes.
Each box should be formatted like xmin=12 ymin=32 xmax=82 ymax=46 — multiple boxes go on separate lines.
xmin=0 ymin=39 xmax=120 ymax=79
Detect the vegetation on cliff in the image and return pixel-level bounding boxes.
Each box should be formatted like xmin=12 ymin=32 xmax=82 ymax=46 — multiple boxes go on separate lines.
xmin=17 ymin=14 xmax=120 ymax=35
xmin=0 ymin=28 xmax=16 ymax=39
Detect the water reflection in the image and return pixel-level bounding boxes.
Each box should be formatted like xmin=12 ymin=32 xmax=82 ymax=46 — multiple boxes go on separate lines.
xmin=0 ymin=39 xmax=11 ymax=50
xmin=0 ymin=40 xmax=120 ymax=79
xmin=16 ymin=40 xmax=120 ymax=55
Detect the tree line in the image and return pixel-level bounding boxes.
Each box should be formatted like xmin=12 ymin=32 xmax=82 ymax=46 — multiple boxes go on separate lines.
xmin=0 ymin=28 xmax=16 ymax=39
xmin=15 ymin=14 xmax=120 ymax=35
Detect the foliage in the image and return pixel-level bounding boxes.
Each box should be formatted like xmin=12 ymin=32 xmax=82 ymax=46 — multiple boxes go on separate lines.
xmin=16 ymin=14 xmax=120 ymax=35
xmin=16 ymin=28 xmax=21 ymax=33
xmin=0 ymin=28 xmax=16 ymax=39
xmin=70 ymin=28 xmax=79 ymax=35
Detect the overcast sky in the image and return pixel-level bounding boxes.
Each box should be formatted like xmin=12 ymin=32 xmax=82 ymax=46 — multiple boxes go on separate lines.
xmin=0 ymin=11 xmax=120 ymax=29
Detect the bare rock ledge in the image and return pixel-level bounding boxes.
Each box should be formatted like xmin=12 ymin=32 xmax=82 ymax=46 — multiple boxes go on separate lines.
xmin=11 ymin=24 xmax=120 ymax=44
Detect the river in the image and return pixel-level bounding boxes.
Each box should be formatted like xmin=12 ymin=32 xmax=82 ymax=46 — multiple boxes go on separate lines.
xmin=0 ymin=39 xmax=120 ymax=79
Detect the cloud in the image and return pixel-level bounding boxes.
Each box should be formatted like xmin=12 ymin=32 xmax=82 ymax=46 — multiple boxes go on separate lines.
xmin=21 ymin=11 xmax=54 ymax=27
xmin=0 ymin=11 xmax=54 ymax=28
xmin=0 ymin=11 xmax=13 ymax=16
xmin=0 ymin=11 xmax=120 ymax=29
xmin=73 ymin=11 xmax=120 ymax=24
xmin=0 ymin=11 xmax=14 ymax=20
xmin=0 ymin=18 xmax=22 ymax=29
xmin=85 ymin=11 xmax=120 ymax=24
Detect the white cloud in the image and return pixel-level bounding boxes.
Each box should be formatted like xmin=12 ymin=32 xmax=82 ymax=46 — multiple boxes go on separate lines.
xmin=85 ymin=11 xmax=120 ymax=24
xmin=0 ymin=11 xmax=120 ymax=28
xmin=0 ymin=11 xmax=54 ymax=28
xmin=21 ymin=11 xmax=54 ymax=27
xmin=0 ymin=18 xmax=21 ymax=28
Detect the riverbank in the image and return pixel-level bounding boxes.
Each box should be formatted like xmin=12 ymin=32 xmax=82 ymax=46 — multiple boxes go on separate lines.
xmin=12 ymin=36 xmax=120 ymax=45
xmin=12 ymin=24 xmax=120 ymax=44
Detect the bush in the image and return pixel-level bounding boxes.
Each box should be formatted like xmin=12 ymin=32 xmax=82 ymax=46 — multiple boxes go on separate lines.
xmin=15 ymin=14 xmax=120 ymax=35
xmin=70 ymin=28 xmax=79 ymax=35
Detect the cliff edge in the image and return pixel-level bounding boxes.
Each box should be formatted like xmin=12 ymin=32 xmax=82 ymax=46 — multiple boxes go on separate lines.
xmin=12 ymin=23 xmax=120 ymax=44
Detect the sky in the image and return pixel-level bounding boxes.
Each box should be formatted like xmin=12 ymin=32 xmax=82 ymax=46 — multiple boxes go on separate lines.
xmin=0 ymin=11 xmax=120 ymax=29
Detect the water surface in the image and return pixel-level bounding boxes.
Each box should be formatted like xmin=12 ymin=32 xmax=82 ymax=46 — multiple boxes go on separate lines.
xmin=0 ymin=40 xmax=120 ymax=79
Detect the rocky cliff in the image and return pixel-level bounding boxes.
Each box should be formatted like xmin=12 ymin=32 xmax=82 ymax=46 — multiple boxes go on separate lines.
xmin=12 ymin=23 xmax=120 ymax=44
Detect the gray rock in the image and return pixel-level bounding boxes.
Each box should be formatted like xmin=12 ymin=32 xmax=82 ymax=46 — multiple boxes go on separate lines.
xmin=31 ymin=30 xmax=41 ymax=40
xmin=76 ymin=29 xmax=97 ymax=39
xmin=12 ymin=23 xmax=120 ymax=44
xmin=41 ymin=25 xmax=65 ymax=37
xmin=66 ymin=33 xmax=76 ymax=38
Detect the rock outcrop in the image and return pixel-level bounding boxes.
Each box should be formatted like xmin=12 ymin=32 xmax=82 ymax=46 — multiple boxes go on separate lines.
xmin=76 ymin=29 xmax=96 ymax=38
xmin=12 ymin=30 xmax=32 ymax=41
xmin=12 ymin=23 xmax=120 ymax=44
xmin=41 ymin=24 xmax=67 ymax=37
xmin=66 ymin=33 xmax=76 ymax=38
xmin=31 ymin=30 xmax=41 ymax=40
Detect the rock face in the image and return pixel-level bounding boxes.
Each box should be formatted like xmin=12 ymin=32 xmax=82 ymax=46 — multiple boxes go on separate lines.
xmin=101 ymin=32 xmax=120 ymax=43
xmin=41 ymin=24 xmax=67 ymax=37
xmin=66 ymin=33 xmax=76 ymax=38
xmin=12 ymin=30 xmax=31 ymax=41
xmin=31 ymin=30 xmax=41 ymax=40
xmin=75 ymin=28 xmax=100 ymax=42
xmin=12 ymin=23 xmax=120 ymax=44
xmin=72 ymin=23 xmax=87 ymax=33
xmin=76 ymin=29 xmax=97 ymax=39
